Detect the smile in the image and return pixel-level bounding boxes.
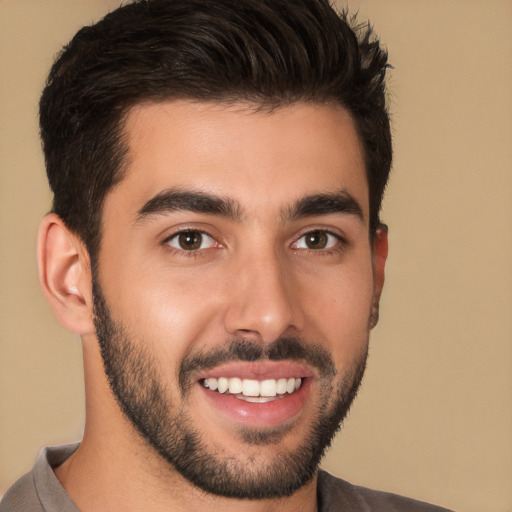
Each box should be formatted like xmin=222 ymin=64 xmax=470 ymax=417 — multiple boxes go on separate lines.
xmin=202 ymin=377 xmax=302 ymax=400
xmin=196 ymin=362 xmax=312 ymax=426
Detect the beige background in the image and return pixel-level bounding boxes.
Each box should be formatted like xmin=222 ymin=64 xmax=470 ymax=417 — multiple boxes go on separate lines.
xmin=1 ymin=1 xmax=511 ymax=511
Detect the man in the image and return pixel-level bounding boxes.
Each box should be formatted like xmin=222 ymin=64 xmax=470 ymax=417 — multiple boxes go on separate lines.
xmin=1 ymin=0 xmax=452 ymax=510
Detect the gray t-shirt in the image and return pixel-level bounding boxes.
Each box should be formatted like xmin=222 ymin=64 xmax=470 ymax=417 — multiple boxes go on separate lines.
xmin=0 ymin=444 xmax=453 ymax=511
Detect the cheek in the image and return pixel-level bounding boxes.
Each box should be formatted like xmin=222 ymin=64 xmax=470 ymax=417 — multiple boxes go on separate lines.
xmin=298 ymin=257 xmax=374 ymax=362
xmin=101 ymin=256 xmax=227 ymax=358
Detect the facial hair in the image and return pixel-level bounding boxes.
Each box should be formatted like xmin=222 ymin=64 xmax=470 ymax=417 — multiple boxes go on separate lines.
xmin=92 ymin=277 xmax=368 ymax=499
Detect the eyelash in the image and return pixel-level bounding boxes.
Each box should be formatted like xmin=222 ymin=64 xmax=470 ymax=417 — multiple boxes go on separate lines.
xmin=291 ymin=229 xmax=347 ymax=256
xmin=162 ymin=228 xmax=219 ymax=257
xmin=161 ymin=228 xmax=348 ymax=257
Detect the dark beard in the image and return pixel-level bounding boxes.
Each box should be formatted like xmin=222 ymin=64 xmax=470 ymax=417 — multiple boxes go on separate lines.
xmin=92 ymin=277 xmax=367 ymax=499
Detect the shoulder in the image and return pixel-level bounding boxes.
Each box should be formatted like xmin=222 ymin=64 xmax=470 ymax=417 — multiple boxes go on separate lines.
xmin=0 ymin=444 xmax=80 ymax=512
xmin=317 ymin=469 xmax=454 ymax=512
xmin=0 ymin=472 xmax=42 ymax=512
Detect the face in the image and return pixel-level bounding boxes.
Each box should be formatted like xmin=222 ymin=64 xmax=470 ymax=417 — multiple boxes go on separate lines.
xmin=92 ymin=100 xmax=385 ymax=498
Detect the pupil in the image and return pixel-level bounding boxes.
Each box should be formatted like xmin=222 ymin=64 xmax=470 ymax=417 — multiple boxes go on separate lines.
xmin=306 ymin=231 xmax=327 ymax=249
xmin=179 ymin=231 xmax=201 ymax=250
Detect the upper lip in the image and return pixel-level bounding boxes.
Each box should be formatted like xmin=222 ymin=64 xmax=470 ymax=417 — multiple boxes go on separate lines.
xmin=196 ymin=361 xmax=315 ymax=381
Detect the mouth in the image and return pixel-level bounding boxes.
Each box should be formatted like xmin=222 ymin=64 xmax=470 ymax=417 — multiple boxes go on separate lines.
xmin=196 ymin=362 xmax=313 ymax=428
xmin=201 ymin=377 xmax=303 ymax=403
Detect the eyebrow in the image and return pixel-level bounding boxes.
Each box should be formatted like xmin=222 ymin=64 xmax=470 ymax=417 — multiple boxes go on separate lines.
xmin=136 ymin=188 xmax=243 ymax=223
xmin=286 ymin=190 xmax=364 ymax=222
xmin=135 ymin=187 xmax=364 ymax=224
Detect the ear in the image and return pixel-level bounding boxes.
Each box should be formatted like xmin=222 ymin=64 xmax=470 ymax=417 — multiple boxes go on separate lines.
xmin=370 ymin=223 xmax=388 ymax=329
xmin=37 ymin=213 xmax=95 ymax=335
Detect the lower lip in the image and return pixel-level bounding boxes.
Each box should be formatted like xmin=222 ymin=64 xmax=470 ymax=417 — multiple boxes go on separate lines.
xmin=199 ymin=379 xmax=312 ymax=428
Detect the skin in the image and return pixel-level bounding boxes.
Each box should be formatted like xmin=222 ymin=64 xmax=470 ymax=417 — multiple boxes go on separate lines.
xmin=38 ymin=100 xmax=388 ymax=512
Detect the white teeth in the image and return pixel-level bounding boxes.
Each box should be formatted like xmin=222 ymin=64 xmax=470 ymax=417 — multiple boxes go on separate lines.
xmin=235 ymin=395 xmax=278 ymax=403
xmin=228 ymin=377 xmax=243 ymax=394
xmin=217 ymin=377 xmax=229 ymax=393
xmin=203 ymin=377 xmax=302 ymax=397
xmin=276 ymin=378 xmax=287 ymax=395
xmin=260 ymin=379 xmax=277 ymax=397
xmin=242 ymin=379 xmax=260 ymax=397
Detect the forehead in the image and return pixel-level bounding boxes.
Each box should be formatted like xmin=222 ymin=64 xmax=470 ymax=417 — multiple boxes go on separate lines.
xmin=114 ymin=100 xmax=368 ymax=219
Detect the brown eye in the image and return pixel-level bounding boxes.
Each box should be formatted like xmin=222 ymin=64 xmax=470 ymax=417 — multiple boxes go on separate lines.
xmin=294 ymin=230 xmax=339 ymax=250
xmin=178 ymin=231 xmax=202 ymax=250
xmin=166 ymin=230 xmax=215 ymax=251
xmin=304 ymin=231 xmax=329 ymax=249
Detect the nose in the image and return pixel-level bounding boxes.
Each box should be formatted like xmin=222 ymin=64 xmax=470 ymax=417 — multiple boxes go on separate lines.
xmin=222 ymin=250 xmax=304 ymax=343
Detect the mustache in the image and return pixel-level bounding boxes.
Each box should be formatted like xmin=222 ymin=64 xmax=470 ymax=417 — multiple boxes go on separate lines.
xmin=179 ymin=337 xmax=336 ymax=395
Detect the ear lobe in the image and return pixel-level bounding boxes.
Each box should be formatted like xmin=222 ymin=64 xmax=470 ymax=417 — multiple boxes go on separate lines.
xmin=37 ymin=213 xmax=95 ymax=335
xmin=370 ymin=223 xmax=388 ymax=329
